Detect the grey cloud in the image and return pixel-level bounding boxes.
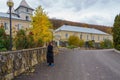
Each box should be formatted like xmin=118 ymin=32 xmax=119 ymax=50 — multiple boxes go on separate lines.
xmin=40 ymin=0 xmax=57 ymax=8
xmin=1 ymin=0 xmax=119 ymax=26
xmin=81 ymin=0 xmax=98 ymax=9
xmin=39 ymin=0 xmax=82 ymax=11
xmin=27 ymin=0 xmax=120 ymax=26
xmin=80 ymin=14 xmax=113 ymax=26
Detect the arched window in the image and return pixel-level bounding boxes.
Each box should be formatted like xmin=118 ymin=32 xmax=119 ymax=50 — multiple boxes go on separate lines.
xmin=80 ymin=33 xmax=82 ymax=39
xmin=98 ymin=36 xmax=100 ymax=41
xmin=87 ymin=35 xmax=89 ymax=40
xmin=26 ymin=8 xmax=29 ymax=12
xmin=65 ymin=33 xmax=68 ymax=38
xmin=26 ymin=16 xmax=29 ymax=20
xmin=17 ymin=24 xmax=22 ymax=30
xmin=4 ymin=22 xmax=8 ymax=30
xmin=92 ymin=36 xmax=94 ymax=40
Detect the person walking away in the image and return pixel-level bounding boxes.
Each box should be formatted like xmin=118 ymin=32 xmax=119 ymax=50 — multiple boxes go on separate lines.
xmin=47 ymin=42 xmax=54 ymax=66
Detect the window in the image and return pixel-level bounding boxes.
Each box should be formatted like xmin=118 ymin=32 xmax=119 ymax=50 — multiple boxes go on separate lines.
xmin=26 ymin=16 xmax=29 ymax=20
xmin=65 ymin=33 xmax=68 ymax=38
xmin=87 ymin=35 xmax=89 ymax=40
xmin=98 ymin=36 xmax=100 ymax=41
xmin=26 ymin=8 xmax=29 ymax=12
xmin=4 ymin=22 xmax=9 ymax=30
xmin=80 ymin=33 xmax=82 ymax=39
xmin=17 ymin=24 xmax=22 ymax=30
xmin=92 ymin=36 xmax=94 ymax=40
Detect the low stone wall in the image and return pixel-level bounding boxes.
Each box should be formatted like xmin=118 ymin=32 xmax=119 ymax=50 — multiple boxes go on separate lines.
xmin=0 ymin=47 xmax=59 ymax=80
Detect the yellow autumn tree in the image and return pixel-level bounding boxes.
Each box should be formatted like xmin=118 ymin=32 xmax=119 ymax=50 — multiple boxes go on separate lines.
xmin=31 ymin=6 xmax=52 ymax=46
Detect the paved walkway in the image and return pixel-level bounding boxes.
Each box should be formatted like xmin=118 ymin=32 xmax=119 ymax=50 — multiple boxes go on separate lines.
xmin=14 ymin=48 xmax=120 ymax=80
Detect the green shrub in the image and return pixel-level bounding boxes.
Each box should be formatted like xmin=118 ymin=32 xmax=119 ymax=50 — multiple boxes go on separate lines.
xmin=3 ymin=35 xmax=10 ymax=50
xmin=115 ymin=44 xmax=120 ymax=50
xmin=79 ymin=39 xmax=84 ymax=47
xmin=27 ymin=34 xmax=35 ymax=48
xmin=100 ymin=39 xmax=113 ymax=49
xmin=68 ymin=35 xmax=80 ymax=47
xmin=15 ymin=29 xmax=29 ymax=50
xmin=15 ymin=29 xmax=37 ymax=50
xmin=0 ymin=27 xmax=10 ymax=51
xmin=88 ymin=40 xmax=95 ymax=48
xmin=0 ymin=48 xmax=7 ymax=51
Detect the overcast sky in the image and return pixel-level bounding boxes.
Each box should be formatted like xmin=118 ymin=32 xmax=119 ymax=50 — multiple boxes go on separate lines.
xmin=1 ymin=0 xmax=120 ymax=26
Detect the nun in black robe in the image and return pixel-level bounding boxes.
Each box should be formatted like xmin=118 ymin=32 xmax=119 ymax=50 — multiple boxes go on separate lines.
xmin=47 ymin=42 xmax=54 ymax=66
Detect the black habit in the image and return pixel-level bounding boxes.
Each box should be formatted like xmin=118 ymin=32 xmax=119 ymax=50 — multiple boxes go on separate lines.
xmin=47 ymin=44 xmax=54 ymax=63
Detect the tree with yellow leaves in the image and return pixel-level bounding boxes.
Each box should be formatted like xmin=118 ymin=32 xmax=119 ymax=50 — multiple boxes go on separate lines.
xmin=31 ymin=6 xmax=53 ymax=47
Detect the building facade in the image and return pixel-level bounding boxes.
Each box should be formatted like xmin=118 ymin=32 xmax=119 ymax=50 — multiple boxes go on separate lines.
xmin=0 ymin=0 xmax=34 ymax=36
xmin=54 ymin=25 xmax=113 ymax=46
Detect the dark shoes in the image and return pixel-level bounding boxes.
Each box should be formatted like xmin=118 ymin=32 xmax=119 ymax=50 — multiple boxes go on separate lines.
xmin=50 ymin=63 xmax=54 ymax=67
xmin=48 ymin=63 xmax=54 ymax=67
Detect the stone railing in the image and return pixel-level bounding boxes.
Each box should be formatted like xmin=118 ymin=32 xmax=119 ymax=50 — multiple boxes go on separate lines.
xmin=0 ymin=47 xmax=59 ymax=80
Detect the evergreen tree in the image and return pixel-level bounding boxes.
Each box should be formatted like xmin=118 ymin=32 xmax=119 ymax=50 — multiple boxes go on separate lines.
xmin=113 ymin=14 xmax=120 ymax=50
xmin=14 ymin=29 xmax=35 ymax=50
xmin=3 ymin=35 xmax=10 ymax=50
xmin=15 ymin=29 xmax=29 ymax=50
xmin=0 ymin=25 xmax=10 ymax=51
xmin=0 ymin=27 xmax=5 ymax=50
xmin=100 ymin=39 xmax=113 ymax=49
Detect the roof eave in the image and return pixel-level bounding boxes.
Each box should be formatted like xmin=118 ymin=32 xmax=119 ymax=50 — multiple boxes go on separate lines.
xmin=15 ymin=6 xmax=34 ymax=11
xmin=0 ymin=17 xmax=31 ymax=22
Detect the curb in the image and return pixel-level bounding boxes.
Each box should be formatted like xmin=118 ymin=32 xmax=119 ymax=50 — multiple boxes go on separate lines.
xmin=114 ymin=49 xmax=120 ymax=54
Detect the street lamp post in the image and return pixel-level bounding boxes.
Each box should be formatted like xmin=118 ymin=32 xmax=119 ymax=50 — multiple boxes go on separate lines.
xmin=7 ymin=0 xmax=14 ymax=51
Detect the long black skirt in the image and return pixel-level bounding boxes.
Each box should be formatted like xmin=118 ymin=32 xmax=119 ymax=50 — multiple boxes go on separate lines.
xmin=47 ymin=54 xmax=54 ymax=63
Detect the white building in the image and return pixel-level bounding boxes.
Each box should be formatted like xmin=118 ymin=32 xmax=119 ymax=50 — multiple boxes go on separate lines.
xmin=0 ymin=0 xmax=34 ymax=35
xmin=54 ymin=25 xmax=113 ymax=46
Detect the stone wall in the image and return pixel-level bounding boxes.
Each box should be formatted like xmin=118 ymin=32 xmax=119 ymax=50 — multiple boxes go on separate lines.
xmin=0 ymin=47 xmax=59 ymax=80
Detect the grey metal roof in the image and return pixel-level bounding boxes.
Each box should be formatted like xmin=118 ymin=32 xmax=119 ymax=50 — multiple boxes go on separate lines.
xmin=55 ymin=25 xmax=108 ymax=35
xmin=0 ymin=12 xmax=23 ymax=20
xmin=19 ymin=0 xmax=33 ymax=10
